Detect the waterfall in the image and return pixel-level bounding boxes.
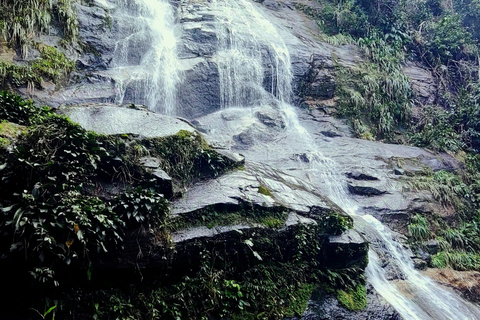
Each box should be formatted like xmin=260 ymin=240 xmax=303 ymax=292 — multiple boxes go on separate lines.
xmin=208 ymin=0 xmax=480 ymax=318
xmin=109 ymin=0 xmax=180 ymax=115
xmin=212 ymin=0 xmax=292 ymax=108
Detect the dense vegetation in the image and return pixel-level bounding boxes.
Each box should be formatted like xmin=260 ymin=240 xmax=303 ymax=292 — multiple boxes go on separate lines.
xmin=299 ymin=0 xmax=480 ymax=150
xmin=0 ymin=91 xmax=247 ymax=318
xmin=0 ymin=0 xmax=78 ymax=55
xmin=0 ymin=0 xmax=77 ymax=90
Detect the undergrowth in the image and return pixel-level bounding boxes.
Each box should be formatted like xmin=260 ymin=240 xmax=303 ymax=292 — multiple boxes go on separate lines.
xmin=0 ymin=44 xmax=75 ymax=89
xmin=0 ymin=0 xmax=79 ymax=56
xmin=0 ymin=91 xmax=237 ymax=290
xmin=405 ymin=157 xmax=480 ymax=271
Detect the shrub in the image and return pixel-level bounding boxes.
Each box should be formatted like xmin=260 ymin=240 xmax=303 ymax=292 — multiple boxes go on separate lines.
xmin=408 ymin=215 xmax=431 ymax=242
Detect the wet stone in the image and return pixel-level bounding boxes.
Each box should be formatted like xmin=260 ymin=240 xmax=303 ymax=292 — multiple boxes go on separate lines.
xmin=214 ymin=149 xmax=245 ymax=165
xmin=140 ymin=157 xmax=161 ymax=169
xmin=346 ymin=170 xmax=379 ymax=181
xmin=413 ymin=258 xmax=428 ymax=270
xmin=347 ymin=180 xmax=387 ymax=196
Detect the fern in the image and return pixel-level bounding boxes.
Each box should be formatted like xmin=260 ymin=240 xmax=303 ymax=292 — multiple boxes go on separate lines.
xmin=407 ymin=214 xmax=431 ymax=241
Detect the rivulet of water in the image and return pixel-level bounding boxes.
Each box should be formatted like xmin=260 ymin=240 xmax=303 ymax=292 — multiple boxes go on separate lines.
xmin=110 ymin=0 xmax=180 ymax=115
xmin=212 ymin=0 xmax=292 ymax=108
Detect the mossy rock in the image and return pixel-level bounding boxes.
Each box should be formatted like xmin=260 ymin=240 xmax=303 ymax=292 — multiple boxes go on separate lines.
xmin=336 ymin=283 xmax=367 ymax=311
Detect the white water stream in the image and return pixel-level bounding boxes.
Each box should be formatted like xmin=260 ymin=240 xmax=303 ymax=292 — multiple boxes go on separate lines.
xmin=115 ymin=0 xmax=480 ymax=317
xmin=212 ymin=0 xmax=292 ymax=107
xmin=110 ymin=0 xmax=180 ymax=115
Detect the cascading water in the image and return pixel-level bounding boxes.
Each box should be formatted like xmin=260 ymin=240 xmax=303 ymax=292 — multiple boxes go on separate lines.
xmin=109 ymin=0 xmax=180 ymax=115
xmin=207 ymin=0 xmax=480 ymax=318
xmin=212 ymin=0 xmax=292 ymax=107
xmin=306 ymin=153 xmax=480 ymax=319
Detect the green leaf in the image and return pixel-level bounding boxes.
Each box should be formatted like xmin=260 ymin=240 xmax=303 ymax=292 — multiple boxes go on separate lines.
xmin=252 ymin=250 xmax=263 ymax=261
xmin=44 ymin=305 xmax=56 ymax=317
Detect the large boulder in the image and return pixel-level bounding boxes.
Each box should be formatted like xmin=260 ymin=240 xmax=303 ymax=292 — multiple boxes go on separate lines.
xmin=58 ymin=103 xmax=195 ymax=137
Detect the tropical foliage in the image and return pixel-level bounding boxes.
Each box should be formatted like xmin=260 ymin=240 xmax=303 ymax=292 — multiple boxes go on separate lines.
xmin=0 ymin=0 xmax=79 ymax=55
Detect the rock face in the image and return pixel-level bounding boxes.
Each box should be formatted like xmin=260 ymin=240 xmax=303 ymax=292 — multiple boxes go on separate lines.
xmin=58 ymin=104 xmax=195 ymax=137
xmin=324 ymin=229 xmax=368 ymax=269
xmin=139 ymin=157 xmax=174 ymax=198
xmin=63 ymin=104 xmax=367 ymax=284
xmin=8 ymin=0 xmax=437 ymax=123
xmin=402 ymin=62 xmax=437 ymax=107
xmin=16 ymin=0 xmax=366 ymax=119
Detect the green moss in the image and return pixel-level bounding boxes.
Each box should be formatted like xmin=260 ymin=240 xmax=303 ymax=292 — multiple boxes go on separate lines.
xmin=261 ymin=217 xmax=284 ymax=229
xmin=0 ymin=121 xmax=24 ymax=136
xmin=0 ymin=121 xmax=25 ymax=148
xmin=258 ymin=185 xmax=273 ymax=197
xmin=336 ymin=283 xmax=367 ymax=311
xmin=175 ymin=129 xmax=193 ymax=139
xmin=0 ymin=137 xmax=9 ymax=148
xmin=287 ymin=283 xmax=317 ymax=316
xmin=142 ymin=131 xmax=239 ymax=185
xmin=170 ymin=205 xmax=288 ymax=232
xmin=30 ymin=44 xmax=75 ymax=83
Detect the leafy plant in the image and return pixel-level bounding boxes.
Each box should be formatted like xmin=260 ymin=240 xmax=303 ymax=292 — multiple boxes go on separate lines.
xmin=407 ymin=214 xmax=431 ymax=242
xmin=0 ymin=44 xmax=75 ymax=88
xmin=0 ymin=0 xmax=79 ymax=56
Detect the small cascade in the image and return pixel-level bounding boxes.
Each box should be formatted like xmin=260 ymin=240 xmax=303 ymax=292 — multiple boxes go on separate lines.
xmin=299 ymin=134 xmax=480 ymax=319
xmin=110 ymin=0 xmax=180 ymax=115
xmin=294 ymin=135 xmax=480 ymax=319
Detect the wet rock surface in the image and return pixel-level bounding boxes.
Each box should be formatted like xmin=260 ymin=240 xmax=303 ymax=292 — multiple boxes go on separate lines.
xmin=139 ymin=157 xmax=174 ymax=198
xmin=172 ymin=163 xmax=335 ymax=216
xmin=196 ymin=105 xmax=459 ymax=228
xmin=324 ymin=229 xmax=368 ymax=269
xmin=347 ymin=180 xmax=388 ymax=196
xmin=423 ymin=268 xmax=480 ymax=304
xmin=58 ymin=104 xmax=195 ymax=137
